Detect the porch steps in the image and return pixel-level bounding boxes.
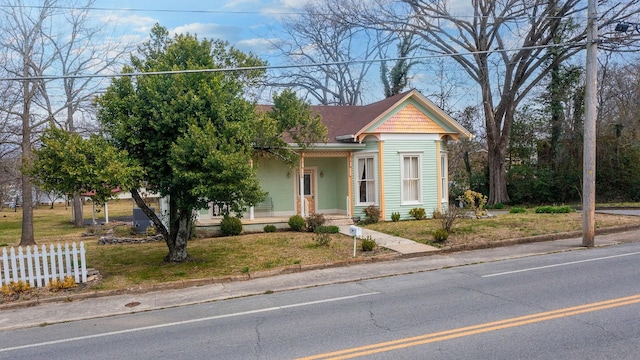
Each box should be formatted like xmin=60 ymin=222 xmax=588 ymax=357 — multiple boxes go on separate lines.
xmin=325 ymin=216 xmax=355 ymax=226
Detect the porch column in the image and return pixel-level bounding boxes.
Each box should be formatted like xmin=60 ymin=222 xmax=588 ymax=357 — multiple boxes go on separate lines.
xmin=378 ymin=141 xmax=385 ymax=221
xmin=299 ymin=153 xmax=305 ymax=216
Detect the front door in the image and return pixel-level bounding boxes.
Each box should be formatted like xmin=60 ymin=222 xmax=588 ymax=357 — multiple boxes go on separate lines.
xmin=296 ymin=169 xmax=316 ymax=215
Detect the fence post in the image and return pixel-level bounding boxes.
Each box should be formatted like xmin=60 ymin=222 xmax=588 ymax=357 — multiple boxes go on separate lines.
xmin=80 ymin=242 xmax=87 ymax=283
xmin=26 ymin=246 xmax=34 ymax=287
xmin=72 ymin=243 xmax=79 ymax=283
xmin=1 ymin=247 xmax=8 ymax=286
xmin=49 ymin=244 xmax=57 ymax=281
xmin=10 ymin=247 xmax=18 ymax=282
xmin=42 ymin=245 xmax=50 ymax=286
xmin=34 ymin=245 xmax=43 ymax=287
xmin=56 ymin=243 xmax=64 ymax=279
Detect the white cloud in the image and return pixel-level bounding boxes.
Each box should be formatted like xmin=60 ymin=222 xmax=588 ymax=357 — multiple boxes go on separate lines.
xmin=170 ymin=23 xmax=242 ymax=42
xmin=100 ymin=14 xmax=158 ymax=34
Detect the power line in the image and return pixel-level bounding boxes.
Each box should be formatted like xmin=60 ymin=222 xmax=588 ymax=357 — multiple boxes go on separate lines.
xmin=0 ymin=42 xmax=588 ymax=82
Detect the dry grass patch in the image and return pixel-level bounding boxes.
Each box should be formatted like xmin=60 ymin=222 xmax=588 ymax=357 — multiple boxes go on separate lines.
xmin=367 ymin=211 xmax=640 ymax=248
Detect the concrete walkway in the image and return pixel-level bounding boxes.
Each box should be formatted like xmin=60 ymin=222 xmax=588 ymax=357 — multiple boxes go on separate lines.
xmin=338 ymin=225 xmax=439 ymax=255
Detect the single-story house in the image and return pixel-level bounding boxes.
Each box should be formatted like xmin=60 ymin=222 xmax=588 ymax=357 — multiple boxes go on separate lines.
xmin=198 ymin=89 xmax=472 ymax=224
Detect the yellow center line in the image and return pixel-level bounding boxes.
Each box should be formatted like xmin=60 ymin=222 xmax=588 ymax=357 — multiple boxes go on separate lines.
xmin=297 ymin=294 xmax=640 ymax=360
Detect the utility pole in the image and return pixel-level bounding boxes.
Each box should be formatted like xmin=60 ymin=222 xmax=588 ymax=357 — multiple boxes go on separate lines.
xmin=583 ymin=0 xmax=598 ymax=247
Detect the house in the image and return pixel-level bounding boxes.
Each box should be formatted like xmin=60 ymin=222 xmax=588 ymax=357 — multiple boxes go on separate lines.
xmin=198 ymin=89 xmax=471 ymax=224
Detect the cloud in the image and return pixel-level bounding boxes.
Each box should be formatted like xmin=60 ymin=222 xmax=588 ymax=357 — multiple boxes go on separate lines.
xmin=170 ymin=23 xmax=242 ymax=42
xmin=100 ymin=14 xmax=158 ymax=34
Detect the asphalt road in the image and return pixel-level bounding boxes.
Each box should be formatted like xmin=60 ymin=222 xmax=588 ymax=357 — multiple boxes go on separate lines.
xmin=2 ymin=241 xmax=640 ymax=359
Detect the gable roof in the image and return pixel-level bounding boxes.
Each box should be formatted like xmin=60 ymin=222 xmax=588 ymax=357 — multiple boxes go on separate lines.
xmin=259 ymin=89 xmax=472 ymax=145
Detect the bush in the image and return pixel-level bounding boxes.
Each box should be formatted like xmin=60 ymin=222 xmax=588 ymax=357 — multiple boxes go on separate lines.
xmin=362 ymin=205 xmax=381 ymax=224
xmin=391 ymin=212 xmax=400 ymax=222
xmin=220 ymin=216 xmax=243 ymax=236
xmin=314 ymin=225 xmax=339 ymax=234
xmin=458 ymin=190 xmax=488 ymax=218
xmin=361 ymin=236 xmax=376 ymax=251
xmin=510 ymin=207 xmax=527 ymax=214
xmin=288 ymin=215 xmax=306 ymax=231
xmin=263 ymin=224 xmax=277 ymax=233
xmin=432 ymin=210 xmax=443 ymax=219
xmin=440 ymin=206 xmax=461 ymax=233
xmin=1 ymin=281 xmax=30 ymax=296
xmin=314 ymin=232 xmax=331 ymax=247
xmin=49 ymin=276 xmax=77 ymax=292
xmin=305 ymin=213 xmax=326 ymax=232
xmin=409 ymin=207 xmax=426 ymax=220
xmin=432 ymin=228 xmax=449 ymax=242
xmin=490 ymin=203 xmax=504 ymax=209
xmin=535 ymin=205 xmax=572 ymax=213
xmin=145 ymin=225 xmax=157 ymax=236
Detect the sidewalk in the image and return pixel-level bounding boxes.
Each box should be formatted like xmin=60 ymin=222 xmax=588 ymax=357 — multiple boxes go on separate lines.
xmin=1 ymin=227 xmax=639 ymax=332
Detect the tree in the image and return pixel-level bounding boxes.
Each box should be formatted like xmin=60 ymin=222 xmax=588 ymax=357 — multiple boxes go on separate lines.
xmin=0 ymin=0 xmax=55 ymax=245
xmin=380 ymin=32 xmax=419 ymax=98
xmin=29 ymin=126 xmax=141 ymax=207
xmin=39 ymin=0 xmax=133 ymax=227
xmin=269 ymin=0 xmax=396 ymax=105
xmin=97 ymin=25 xmax=326 ymax=262
xmin=335 ymin=0 xmax=640 ymax=204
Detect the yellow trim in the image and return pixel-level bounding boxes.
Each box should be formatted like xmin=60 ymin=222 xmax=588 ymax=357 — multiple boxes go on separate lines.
xmin=436 ymin=143 xmax=442 ymax=212
xmin=378 ymin=141 xmax=385 ymax=220
xmin=348 ymin=151 xmax=353 ymax=218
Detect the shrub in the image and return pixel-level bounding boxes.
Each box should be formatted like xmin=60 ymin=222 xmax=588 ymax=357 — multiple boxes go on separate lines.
xmin=314 ymin=225 xmax=339 ymax=234
xmin=391 ymin=212 xmax=400 ymax=222
xmin=409 ymin=207 xmax=426 ymax=220
xmin=288 ymin=215 xmax=306 ymax=231
xmin=510 ymin=207 xmax=527 ymax=214
xmin=1 ymin=281 xmax=30 ymax=296
xmin=432 ymin=210 xmax=443 ymax=219
xmin=361 ymin=236 xmax=376 ymax=251
xmin=362 ymin=205 xmax=381 ymax=224
xmin=305 ymin=213 xmax=326 ymax=232
xmin=432 ymin=228 xmax=449 ymax=242
xmin=145 ymin=225 xmax=157 ymax=236
xmin=263 ymin=224 xmax=277 ymax=233
xmin=220 ymin=216 xmax=243 ymax=236
xmin=440 ymin=205 xmax=461 ymax=233
xmin=458 ymin=190 xmax=488 ymax=218
xmin=114 ymin=225 xmax=137 ymax=237
xmin=314 ymin=232 xmax=331 ymax=247
xmin=535 ymin=205 xmax=572 ymax=214
xmin=49 ymin=276 xmax=77 ymax=292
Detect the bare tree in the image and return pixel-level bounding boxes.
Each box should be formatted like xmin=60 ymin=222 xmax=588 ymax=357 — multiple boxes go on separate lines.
xmin=335 ymin=0 xmax=640 ymax=204
xmin=0 ymin=0 xmax=55 ymax=245
xmin=0 ymin=0 xmax=132 ymax=244
xmin=38 ymin=0 xmax=133 ymax=227
xmin=269 ymin=0 xmax=396 ymax=105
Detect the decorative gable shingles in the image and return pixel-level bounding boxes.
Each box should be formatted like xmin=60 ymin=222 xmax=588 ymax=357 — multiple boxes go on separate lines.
xmin=372 ymin=104 xmax=445 ymax=134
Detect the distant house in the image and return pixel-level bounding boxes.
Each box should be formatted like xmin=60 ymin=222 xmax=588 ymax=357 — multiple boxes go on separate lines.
xmin=198 ymin=89 xmax=471 ymax=223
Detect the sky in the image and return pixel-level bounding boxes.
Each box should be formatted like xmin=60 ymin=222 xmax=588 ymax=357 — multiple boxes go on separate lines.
xmin=85 ymin=0 xmax=481 ymax=107
xmin=93 ymin=1 xmax=299 ymax=60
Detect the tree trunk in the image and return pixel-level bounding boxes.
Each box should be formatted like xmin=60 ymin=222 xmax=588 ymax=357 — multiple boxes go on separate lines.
xmin=19 ymin=77 xmax=35 ymax=246
xmin=487 ymin=144 xmax=510 ymax=205
xmin=130 ymin=189 xmax=189 ymax=262
xmin=166 ymin=209 xmax=191 ymax=263
xmin=72 ymin=194 xmax=84 ymax=227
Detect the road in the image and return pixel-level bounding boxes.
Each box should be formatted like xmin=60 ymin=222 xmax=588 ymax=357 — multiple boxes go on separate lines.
xmin=1 ymin=241 xmax=640 ymax=359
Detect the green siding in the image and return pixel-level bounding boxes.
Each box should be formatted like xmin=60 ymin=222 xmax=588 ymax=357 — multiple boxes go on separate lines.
xmin=352 ymin=140 xmax=380 ymax=219
xmin=256 ymin=157 xmax=295 ymax=212
xmin=382 ymin=140 xmax=439 ymax=221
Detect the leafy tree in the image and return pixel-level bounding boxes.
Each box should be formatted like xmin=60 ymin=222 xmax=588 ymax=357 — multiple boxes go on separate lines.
xmin=29 ymin=127 xmax=141 ymax=206
xmin=97 ymin=25 xmax=326 ymax=262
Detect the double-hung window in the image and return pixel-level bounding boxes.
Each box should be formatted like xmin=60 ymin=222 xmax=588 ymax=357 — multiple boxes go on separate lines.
xmin=441 ymin=152 xmax=448 ymax=201
xmin=401 ymin=154 xmax=421 ymax=204
xmin=357 ymin=156 xmax=376 ymax=205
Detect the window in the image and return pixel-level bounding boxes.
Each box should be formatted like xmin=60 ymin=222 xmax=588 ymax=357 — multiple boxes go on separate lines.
xmin=402 ymin=155 xmax=421 ymax=204
xmin=357 ymin=156 xmax=376 ymax=204
xmin=441 ymin=153 xmax=448 ymax=201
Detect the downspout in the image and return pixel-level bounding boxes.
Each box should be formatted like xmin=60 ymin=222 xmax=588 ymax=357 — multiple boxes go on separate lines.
xmin=347 ymin=151 xmax=353 ymax=218
xmin=299 ymin=153 xmax=305 ymax=217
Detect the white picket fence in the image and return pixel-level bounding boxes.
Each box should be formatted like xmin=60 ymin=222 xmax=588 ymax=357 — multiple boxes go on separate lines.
xmin=0 ymin=242 xmax=87 ymax=288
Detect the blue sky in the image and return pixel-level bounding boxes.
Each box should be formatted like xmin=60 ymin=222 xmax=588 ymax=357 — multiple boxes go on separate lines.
xmin=93 ymin=1 xmax=294 ymax=58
